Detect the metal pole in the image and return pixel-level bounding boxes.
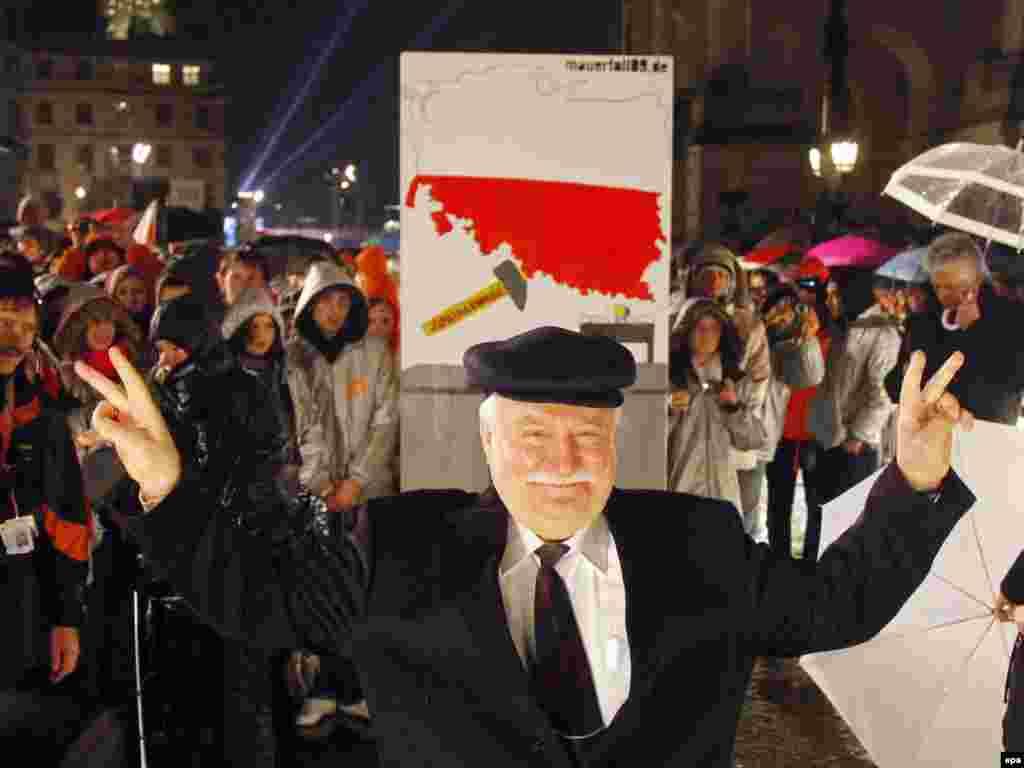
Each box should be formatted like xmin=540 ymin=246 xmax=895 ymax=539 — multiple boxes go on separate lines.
xmin=132 ymin=589 xmax=148 ymax=768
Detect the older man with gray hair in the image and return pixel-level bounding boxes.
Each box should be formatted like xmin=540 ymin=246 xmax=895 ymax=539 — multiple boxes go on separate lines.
xmin=72 ymin=322 xmax=979 ymax=768
xmin=885 ymin=230 xmax=1024 ymax=425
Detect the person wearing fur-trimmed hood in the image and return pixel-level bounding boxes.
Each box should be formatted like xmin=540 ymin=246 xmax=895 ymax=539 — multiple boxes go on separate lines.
xmin=668 ymin=298 xmax=766 ymax=513
xmin=51 ymin=284 xmax=144 ymax=443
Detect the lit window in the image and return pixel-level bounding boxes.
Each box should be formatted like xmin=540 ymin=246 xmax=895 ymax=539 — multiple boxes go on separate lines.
xmin=152 ymin=63 xmax=171 ymax=85
xmin=183 ymin=65 xmax=200 ymax=86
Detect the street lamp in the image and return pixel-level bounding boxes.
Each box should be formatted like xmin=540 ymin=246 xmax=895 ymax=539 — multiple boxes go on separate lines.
xmin=344 ymin=164 xmax=357 ymax=183
xmin=74 ymin=186 xmax=87 ymax=200
xmin=809 ymin=147 xmax=823 ymax=178
xmin=809 ymin=0 xmax=859 ymax=179
xmin=132 ymin=142 xmax=152 ymax=165
xmin=830 ymin=140 xmax=859 ymax=174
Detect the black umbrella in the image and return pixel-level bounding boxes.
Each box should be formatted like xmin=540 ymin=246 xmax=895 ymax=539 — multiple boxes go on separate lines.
xmin=159 ymin=206 xmax=222 ymax=244
xmin=252 ymin=234 xmax=335 ymax=279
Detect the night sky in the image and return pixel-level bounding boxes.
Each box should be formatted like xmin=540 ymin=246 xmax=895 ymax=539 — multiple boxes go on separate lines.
xmin=17 ymin=0 xmax=624 ymax=227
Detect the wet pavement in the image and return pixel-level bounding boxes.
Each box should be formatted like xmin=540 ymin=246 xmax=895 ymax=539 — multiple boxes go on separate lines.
xmin=735 ymin=657 xmax=876 ymax=768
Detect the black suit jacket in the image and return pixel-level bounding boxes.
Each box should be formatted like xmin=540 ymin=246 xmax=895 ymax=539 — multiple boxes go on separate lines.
xmin=133 ymin=462 xmax=973 ymax=767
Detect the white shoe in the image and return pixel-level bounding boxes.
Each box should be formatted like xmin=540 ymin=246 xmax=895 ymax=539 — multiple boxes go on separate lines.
xmin=296 ymin=697 xmax=338 ymax=727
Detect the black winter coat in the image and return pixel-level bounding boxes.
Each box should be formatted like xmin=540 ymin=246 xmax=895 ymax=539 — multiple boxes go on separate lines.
xmin=151 ymin=347 xmax=291 ymax=531
xmin=130 ymin=461 xmax=974 ymax=767
xmin=0 ymin=367 xmax=88 ymax=689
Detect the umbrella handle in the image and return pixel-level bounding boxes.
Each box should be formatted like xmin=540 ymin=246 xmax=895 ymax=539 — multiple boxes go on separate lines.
xmin=941 ymin=308 xmax=960 ymax=331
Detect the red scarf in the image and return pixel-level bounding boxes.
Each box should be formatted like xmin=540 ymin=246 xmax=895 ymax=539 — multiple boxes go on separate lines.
xmin=81 ymin=345 xmax=120 ymax=380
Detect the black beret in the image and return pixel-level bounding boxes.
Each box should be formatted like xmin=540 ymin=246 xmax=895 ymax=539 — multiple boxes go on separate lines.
xmin=464 ymin=326 xmax=636 ymax=408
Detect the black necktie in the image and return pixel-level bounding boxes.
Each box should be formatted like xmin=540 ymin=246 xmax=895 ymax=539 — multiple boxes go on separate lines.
xmin=532 ymin=542 xmax=604 ymax=737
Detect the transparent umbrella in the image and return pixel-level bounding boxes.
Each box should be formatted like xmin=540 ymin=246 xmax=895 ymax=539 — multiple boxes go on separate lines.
xmin=875 ymin=247 xmax=929 ymax=284
xmin=883 ymin=141 xmax=1024 ymax=250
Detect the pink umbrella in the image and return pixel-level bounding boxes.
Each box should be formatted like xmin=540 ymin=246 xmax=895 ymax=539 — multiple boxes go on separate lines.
xmin=807 ymin=235 xmax=899 ymax=268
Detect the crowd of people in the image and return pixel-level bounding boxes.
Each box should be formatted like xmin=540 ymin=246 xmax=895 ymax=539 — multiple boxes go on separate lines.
xmin=0 ymin=203 xmax=400 ymax=764
xmin=1 ymin=197 xmax=1023 ymax=765
xmin=669 ymin=231 xmax=1024 ymax=561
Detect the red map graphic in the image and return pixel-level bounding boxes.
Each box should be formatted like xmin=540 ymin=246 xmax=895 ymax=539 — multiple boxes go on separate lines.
xmin=405 ymin=175 xmax=665 ymax=300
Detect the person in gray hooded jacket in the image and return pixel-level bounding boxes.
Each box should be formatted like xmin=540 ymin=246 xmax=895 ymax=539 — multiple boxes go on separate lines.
xmin=284 ymin=261 xmax=397 ymax=731
xmin=286 ymin=261 xmax=398 ymax=510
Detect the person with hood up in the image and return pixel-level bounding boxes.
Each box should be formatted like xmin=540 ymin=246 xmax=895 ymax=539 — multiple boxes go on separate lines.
xmin=222 ymin=286 xmax=299 ymax=474
xmin=286 ymin=261 xmax=398 ymax=509
xmin=684 ymin=245 xmax=772 ymax=530
xmin=222 ymin=286 xmax=309 ymax=764
xmin=667 ymin=298 xmax=766 ymax=513
xmin=285 ymin=261 xmax=396 ymax=732
xmin=0 ymin=251 xmax=91 ymax=759
xmin=51 ymin=284 xmax=144 ymax=445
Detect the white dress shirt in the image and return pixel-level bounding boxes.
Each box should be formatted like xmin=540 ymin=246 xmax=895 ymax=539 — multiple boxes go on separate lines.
xmin=499 ymin=513 xmax=631 ymax=726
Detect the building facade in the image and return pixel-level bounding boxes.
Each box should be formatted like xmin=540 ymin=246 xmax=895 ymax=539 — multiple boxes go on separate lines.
xmin=14 ymin=39 xmax=226 ymax=224
xmin=624 ymin=0 xmax=1024 ymax=244
xmin=0 ymin=37 xmax=27 ymax=221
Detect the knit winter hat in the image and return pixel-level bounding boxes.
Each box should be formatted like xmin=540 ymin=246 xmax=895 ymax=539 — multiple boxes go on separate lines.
xmin=150 ymin=294 xmax=214 ymax=354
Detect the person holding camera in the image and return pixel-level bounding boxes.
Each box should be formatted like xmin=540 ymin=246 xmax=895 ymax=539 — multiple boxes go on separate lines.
xmin=753 ymin=286 xmax=826 ymax=544
xmin=667 ymin=298 xmax=766 ymax=513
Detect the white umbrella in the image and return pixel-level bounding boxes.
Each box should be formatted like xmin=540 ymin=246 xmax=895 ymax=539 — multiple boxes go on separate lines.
xmin=133 ymin=199 xmax=159 ymax=246
xmin=800 ymin=419 xmax=1024 ymax=766
xmin=883 ymin=141 xmax=1024 ymax=250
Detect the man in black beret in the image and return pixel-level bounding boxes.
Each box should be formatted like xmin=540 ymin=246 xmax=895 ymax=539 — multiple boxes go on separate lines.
xmin=76 ymin=325 xmax=976 ymax=767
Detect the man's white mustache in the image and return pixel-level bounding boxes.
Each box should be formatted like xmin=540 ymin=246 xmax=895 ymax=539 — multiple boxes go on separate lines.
xmin=527 ymin=472 xmax=594 ymax=485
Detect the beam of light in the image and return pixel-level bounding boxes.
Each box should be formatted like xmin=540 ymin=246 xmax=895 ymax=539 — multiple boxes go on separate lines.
xmin=239 ymin=0 xmax=371 ymax=193
xmin=256 ymin=0 xmax=465 ymax=191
